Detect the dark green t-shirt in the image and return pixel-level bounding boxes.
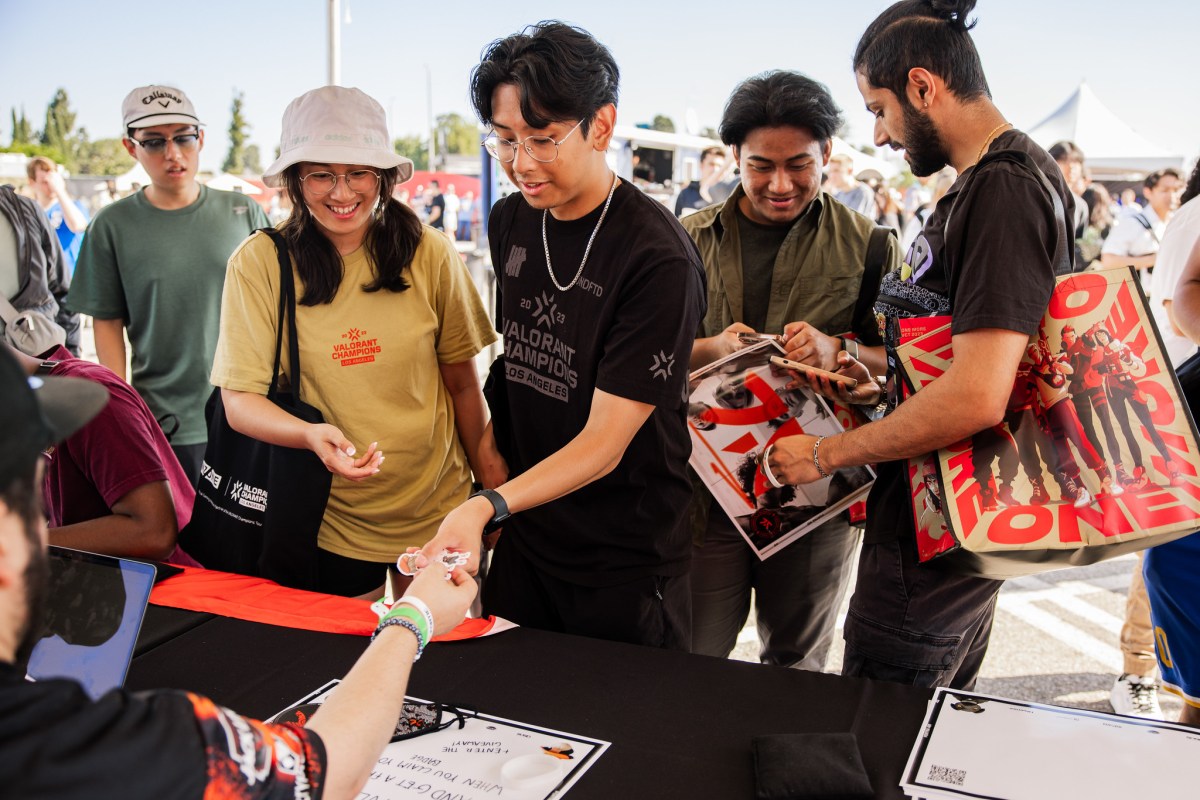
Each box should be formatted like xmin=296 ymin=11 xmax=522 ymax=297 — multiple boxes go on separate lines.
xmin=68 ymin=185 xmax=269 ymax=445
xmin=736 ymin=207 xmax=793 ymax=333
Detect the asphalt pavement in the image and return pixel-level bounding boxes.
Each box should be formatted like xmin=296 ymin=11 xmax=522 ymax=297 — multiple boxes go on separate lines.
xmin=730 ymin=548 xmax=1184 ymax=721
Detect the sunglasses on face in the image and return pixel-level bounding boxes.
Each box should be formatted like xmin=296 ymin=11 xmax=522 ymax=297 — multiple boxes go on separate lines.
xmin=129 ymin=133 xmax=200 ymax=154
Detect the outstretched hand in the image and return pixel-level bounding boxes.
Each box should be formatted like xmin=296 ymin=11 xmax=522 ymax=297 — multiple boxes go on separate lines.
xmin=403 ymin=562 xmax=478 ymax=637
xmin=417 ymin=495 xmax=493 ymax=576
xmin=306 ymin=424 xmax=384 ymax=480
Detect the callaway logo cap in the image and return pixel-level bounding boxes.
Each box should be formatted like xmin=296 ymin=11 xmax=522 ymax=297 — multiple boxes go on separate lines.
xmin=122 ymin=85 xmax=202 ymax=130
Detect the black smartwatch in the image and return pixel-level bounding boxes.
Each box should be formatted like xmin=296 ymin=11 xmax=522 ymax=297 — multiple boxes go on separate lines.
xmin=470 ymin=488 xmax=511 ymax=533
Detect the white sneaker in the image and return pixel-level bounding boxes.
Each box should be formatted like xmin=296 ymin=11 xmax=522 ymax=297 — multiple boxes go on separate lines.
xmin=1110 ymin=673 xmax=1164 ymax=719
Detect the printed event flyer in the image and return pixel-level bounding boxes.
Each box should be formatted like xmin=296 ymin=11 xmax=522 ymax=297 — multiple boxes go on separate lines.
xmin=687 ymin=340 xmax=874 ymax=560
xmin=274 ymin=680 xmax=610 ymax=800
xmin=895 ymin=267 xmax=1200 ymax=574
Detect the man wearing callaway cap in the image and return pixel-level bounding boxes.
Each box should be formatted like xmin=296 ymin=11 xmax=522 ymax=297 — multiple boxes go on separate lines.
xmin=0 ymin=343 xmax=478 ymax=798
xmin=67 ymin=85 xmax=268 ymax=485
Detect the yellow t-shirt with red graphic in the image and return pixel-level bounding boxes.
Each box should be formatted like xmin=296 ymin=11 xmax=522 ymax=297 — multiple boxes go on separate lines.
xmin=211 ymin=229 xmax=497 ymax=561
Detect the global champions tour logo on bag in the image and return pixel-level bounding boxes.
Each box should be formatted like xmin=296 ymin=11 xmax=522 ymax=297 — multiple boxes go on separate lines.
xmin=332 ymin=327 xmax=382 ymax=366
xmin=227 ymin=480 xmax=268 ymax=513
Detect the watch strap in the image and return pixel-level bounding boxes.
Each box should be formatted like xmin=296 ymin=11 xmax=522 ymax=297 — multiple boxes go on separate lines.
xmin=470 ymin=488 xmax=511 ymax=533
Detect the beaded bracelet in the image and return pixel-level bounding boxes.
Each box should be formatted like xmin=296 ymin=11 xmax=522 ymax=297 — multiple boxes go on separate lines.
xmin=372 ymin=616 xmax=426 ymax=660
xmin=394 ymin=596 xmax=436 ymax=640
xmin=384 ymin=604 xmax=429 ymax=642
xmin=812 ymin=435 xmax=831 ymax=479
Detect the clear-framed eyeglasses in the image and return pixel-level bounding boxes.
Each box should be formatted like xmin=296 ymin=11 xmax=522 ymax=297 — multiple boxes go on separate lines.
xmin=483 ymin=119 xmax=584 ymax=164
xmin=300 ymin=169 xmax=382 ymax=196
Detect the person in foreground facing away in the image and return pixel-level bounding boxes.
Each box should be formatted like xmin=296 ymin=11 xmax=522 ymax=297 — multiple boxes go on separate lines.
xmin=1149 ymin=232 xmax=1200 ymax=728
xmin=419 ymin=21 xmax=707 ymax=649
xmin=764 ymin=0 xmax=1074 ymax=689
xmin=0 ymin=346 xmax=478 ymax=799
xmin=211 ymin=86 xmax=499 ymax=597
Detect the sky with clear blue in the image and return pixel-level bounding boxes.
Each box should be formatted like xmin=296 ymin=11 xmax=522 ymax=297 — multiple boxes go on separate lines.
xmin=2 ymin=0 xmax=1195 ymax=173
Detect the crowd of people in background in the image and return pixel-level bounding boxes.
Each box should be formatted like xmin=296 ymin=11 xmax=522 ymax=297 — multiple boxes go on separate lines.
xmin=3 ymin=1 xmax=1200 ymax=797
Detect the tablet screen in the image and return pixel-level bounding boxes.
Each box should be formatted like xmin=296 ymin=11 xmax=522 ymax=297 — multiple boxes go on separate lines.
xmin=26 ymin=547 xmax=157 ymax=700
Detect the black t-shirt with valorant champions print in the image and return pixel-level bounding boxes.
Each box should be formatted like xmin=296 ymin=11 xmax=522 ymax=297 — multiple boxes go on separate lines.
xmin=0 ymin=662 xmax=325 ymax=799
xmin=486 ymin=180 xmax=707 ymax=586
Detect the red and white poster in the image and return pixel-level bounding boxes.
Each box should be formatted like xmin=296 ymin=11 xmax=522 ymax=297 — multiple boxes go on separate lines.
xmin=896 ymin=268 xmax=1200 ymax=576
xmin=688 ymin=340 xmax=875 ymax=560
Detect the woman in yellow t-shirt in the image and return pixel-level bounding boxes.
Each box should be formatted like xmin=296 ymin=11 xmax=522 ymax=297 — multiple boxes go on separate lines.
xmin=211 ymin=86 xmax=501 ymax=596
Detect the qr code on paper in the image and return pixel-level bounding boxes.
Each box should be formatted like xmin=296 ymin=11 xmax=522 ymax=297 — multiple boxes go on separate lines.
xmin=928 ymin=764 xmax=966 ymax=786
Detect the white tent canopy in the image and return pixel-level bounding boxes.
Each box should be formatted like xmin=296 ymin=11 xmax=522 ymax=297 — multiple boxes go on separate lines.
xmin=206 ymin=173 xmax=263 ymax=195
xmin=1026 ymin=82 xmax=1185 ymax=179
xmin=113 ymin=162 xmax=151 ymax=192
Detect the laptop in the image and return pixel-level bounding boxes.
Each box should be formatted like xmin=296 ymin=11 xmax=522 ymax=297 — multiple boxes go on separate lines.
xmin=25 ymin=546 xmax=157 ymax=700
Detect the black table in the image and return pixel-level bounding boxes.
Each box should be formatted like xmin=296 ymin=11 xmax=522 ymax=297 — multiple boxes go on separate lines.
xmin=128 ymin=613 xmax=931 ymax=799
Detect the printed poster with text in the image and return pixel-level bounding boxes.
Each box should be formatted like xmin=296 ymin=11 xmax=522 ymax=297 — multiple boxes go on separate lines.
xmin=688 ymin=340 xmax=874 ymax=560
xmin=274 ymin=681 xmax=609 ymax=800
xmin=897 ymin=267 xmax=1200 ymax=574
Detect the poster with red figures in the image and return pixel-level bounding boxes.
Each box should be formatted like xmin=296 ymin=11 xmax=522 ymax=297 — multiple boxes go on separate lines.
xmin=891 ymin=321 xmax=956 ymax=562
xmin=896 ymin=267 xmax=1200 ymax=576
xmin=688 ymin=340 xmax=875 ymax=560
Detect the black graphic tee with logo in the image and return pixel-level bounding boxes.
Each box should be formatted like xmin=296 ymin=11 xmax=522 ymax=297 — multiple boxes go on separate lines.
xmin=487 ymin=180 xmax=707 ymax=585
xmin=0 ymin=663 xmax=326 ymax=799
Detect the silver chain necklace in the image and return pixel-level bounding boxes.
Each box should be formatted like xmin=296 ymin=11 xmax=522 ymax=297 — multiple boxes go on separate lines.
xmin=542 ymin=170 xmax=619 ymax=292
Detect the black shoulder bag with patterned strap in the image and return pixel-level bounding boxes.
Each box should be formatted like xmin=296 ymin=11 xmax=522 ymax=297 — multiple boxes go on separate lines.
xmin=180 ymin=228 xmax=332 ymax=590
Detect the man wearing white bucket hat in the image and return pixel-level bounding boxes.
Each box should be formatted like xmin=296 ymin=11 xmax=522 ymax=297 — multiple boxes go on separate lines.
xmin=211 ymin=86 xmax=498 ymax=596
xmin=68 ymin=85 xmax=269 ymax=485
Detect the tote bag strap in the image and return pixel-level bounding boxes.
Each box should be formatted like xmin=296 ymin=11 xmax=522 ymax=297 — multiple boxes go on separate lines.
xmin=258 ymin=228 xmax=305 ymax=403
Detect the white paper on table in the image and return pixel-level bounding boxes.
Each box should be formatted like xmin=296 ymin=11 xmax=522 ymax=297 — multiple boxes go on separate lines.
xmin=275 ymin=680 xmax=610 ymax=799
xmin=902 ymin=688 xmax=1200 ymax=799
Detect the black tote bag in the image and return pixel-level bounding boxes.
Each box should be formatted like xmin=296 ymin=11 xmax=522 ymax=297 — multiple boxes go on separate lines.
xmin=180 ymin=228 xmax=332 ymax=590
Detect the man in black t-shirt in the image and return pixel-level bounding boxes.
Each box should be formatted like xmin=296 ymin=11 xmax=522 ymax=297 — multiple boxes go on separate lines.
xmin=426 ymin=179 xmax=446 ymax=230
xmin=0 ymin=349 xmax=476 ymax=799
xmin=764 ymin=0 xmax=1071 ymax=690
xmin=420 ymin=21 xmax=706 ymax=650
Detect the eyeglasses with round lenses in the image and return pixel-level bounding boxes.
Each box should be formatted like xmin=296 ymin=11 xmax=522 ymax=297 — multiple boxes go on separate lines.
xmin=299 ymin=170 xmax=382 ymax=196
xmin=129 ymin=133 xmax=200 ymax=155
xmin=483 ymin=119 xmax=584 ymax=164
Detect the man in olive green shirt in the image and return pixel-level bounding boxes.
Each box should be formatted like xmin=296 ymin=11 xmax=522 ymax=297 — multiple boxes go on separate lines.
xmin=683 ymin=71 xmax=899 ymax=671
xmin=68 ymin=86 xmax=268 ymax=484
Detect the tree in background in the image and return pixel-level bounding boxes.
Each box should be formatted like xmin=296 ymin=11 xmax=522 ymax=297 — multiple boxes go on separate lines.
xmin=222 ymin=91 xmax=251 ymax=174
xmin=74 ymin=136 xmax=135 ymax=175
xmin=436 ymin=113 xmax=479 ymax=155
xmin=10 ymin=107 xmax=34 ymax=146
xmin=243 ymin=144 xmax=263 ymax=175
xmin=651 ymin=114 xmax=675 ymax=133
xmin=394 ymin=135 xmax=429 ymax=171
xmin=40 ymin=89 xmax=80 ymax=166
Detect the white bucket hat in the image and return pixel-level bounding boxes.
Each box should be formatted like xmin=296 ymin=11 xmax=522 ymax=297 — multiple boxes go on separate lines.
xmin=262 ymin=86 xmax=413 ymax=188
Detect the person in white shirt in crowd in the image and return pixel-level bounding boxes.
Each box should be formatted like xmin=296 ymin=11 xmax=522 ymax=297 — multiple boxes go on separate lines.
xmin=1100 ymin=168 xmax=1183 ymax=288
xmin=1149 ymin=160 xmax=1200 ymax=369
